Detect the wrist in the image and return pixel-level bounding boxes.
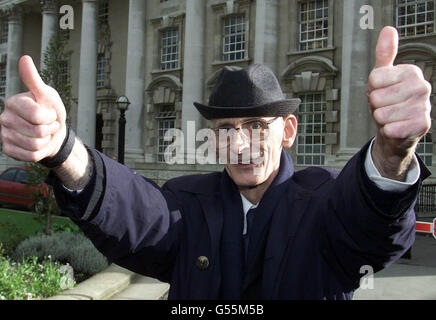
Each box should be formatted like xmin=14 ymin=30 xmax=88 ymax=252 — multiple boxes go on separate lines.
xmin=53 ymin=137 xmax=93 ymax=190
xmin=39 ymin=125 xmax=75 ymax=168
xmin=372 ymin=137 xmax=415 ymax=181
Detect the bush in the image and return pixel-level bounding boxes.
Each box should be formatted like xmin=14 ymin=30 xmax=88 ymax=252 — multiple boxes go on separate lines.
xmin=0 ymin=243 xmax=75 ymax=300
xmin=0 ymin=221 xmax=28 ymax=256
xmin=12 ymin=232 xmax=109 ymax=276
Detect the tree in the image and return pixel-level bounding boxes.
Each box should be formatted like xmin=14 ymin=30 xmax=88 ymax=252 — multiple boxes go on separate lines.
xmin=27 ymin=30 xmax=73 ymax=235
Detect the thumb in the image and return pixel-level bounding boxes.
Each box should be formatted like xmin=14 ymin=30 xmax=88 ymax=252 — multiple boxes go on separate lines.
xmin=18 ymin=55 xmax=47 ymax=101
xmin=374 ymin=26 xmax=399 ymax=69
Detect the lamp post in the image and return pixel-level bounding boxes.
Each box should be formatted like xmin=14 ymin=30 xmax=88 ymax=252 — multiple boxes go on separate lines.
xmin=115 ymin=95 xmax=130 ymax=165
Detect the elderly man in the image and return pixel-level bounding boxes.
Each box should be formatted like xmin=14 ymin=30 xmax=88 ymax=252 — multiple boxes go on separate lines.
xmin=0 ymin=27 xmax=432 ymax=299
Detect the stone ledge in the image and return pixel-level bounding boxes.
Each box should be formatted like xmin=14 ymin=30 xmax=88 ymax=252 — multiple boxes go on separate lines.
xmin=46 ymin=264 xmax=135 ymax=300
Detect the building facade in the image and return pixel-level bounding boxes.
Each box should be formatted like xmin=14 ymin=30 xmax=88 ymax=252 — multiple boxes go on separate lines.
xmin=0 ymin=0 xmax=435 ymax=186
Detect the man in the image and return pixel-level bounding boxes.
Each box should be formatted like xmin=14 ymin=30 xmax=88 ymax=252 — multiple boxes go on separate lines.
xmin=0 ymin=27 xmax=432 ymax=299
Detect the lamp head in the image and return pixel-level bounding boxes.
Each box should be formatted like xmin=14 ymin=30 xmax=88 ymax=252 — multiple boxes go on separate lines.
xmin=116 ymin=95 xmax=130 ymax=111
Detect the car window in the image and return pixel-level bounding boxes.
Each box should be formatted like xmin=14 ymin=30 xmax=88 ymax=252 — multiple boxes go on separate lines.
xmin=15 ymin=169 xmax=29 ymax=184
xmin=0 ymin=169 xmax=18 ymax=182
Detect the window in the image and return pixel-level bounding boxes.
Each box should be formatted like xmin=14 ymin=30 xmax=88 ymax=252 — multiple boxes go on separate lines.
xmin=0 ymin=18 xmax=8 ymax=44
xmin=0 ymin=169 xmax=17 ymax=182
xmin=160 ymin=29 xmax=179 ymax=70
xmin=98 ymin=0 xmax=109 ymax=27
xmin=15 ymin=169 xmax=29 ymax=184
xmin=0 ymin=63 xmax=6 ymax=97
xmin=97 ymin=54 xmax=105 ymax=88
xmin=296 ymin=93 xmax=326 ymax=166
xmin=223 ymin=15 xmax=246 ymax=61
xmin=299 ymin=0 xmax=328 ymax=51
xmin=58 ymin=60 xmax=69 ymax=84
xmin=417 ymin=132 xmax=433 ymax=166
xmin=396 ymin=0 xmax=434 ymax=37
xmin=156 ymin=105 xmax=176 ymax=163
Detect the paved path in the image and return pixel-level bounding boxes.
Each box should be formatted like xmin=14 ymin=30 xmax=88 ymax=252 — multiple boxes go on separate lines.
xmin=107 ymin=234 xmax=436 ymax=300
xmin=354 ymin=234 xmax=436 ymax=299
xmin=108 ymin=274 xmax=169 ymax=300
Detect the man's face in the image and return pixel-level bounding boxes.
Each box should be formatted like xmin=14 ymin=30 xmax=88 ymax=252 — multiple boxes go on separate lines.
xmin=212 ymin=116 xmax=297 ymax=189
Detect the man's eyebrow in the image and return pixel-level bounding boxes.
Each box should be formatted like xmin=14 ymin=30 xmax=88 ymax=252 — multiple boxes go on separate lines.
xmin=214 ymin=118 xmax=261 ymax=127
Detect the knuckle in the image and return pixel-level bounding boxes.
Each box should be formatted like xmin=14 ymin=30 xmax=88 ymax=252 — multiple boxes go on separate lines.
xmin=405 ymin=65 xmax=424 ymax=80
xmin=369 ymin=90 xmax=382 ymax=107
xmin=28 ymin=138 xmax=41 ymax=151
xmin=423 ymin=80 xmax=432 ymax=96
xmin=368 ymin=71 xmax=379 ymax=87
xmin=32 ymin=125 xmax=47 ymax=138
xmin=372 ymin=108 xmax=386 ymax=125
xmin=0 ymin=126 xmax=9 ymax=140
xmin=27 ymin=152 xmax=39 ymax=162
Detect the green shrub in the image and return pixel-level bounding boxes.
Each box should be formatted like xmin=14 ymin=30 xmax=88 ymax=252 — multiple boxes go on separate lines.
xmin=0 ymin=243 xmax=75 ymax=300
xmin=12 ymin=232 xmax=109 ymax=276
xmin=0 ymin=221 xmax=28 ymax=255
xmin=51 ymin=222 xmax=81 ymax=234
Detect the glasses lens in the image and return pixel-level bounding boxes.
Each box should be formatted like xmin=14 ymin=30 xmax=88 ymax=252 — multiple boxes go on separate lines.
xmin=214 ymin=119 xmax=273 ymax=149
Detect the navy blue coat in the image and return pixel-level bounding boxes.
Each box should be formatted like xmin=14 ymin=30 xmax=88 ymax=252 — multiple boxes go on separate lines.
xmin=50 ymin=140 xmax=430 ymax=300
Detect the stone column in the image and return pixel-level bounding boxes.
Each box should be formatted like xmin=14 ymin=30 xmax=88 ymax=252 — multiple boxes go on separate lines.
xmin=76 ymin=0 xmax=97 ymax=147
xmin=254 ymin=0 xmax=279 ymax=73
xmin=181 ymin=0 xmax=206 ymax=164
xmin=124 ymin=0 xmax=146 ymax=164
xmin=338 ymin=0 xmax=375 ymax=158
xmin=254 ymin=0 xmax=266 ymax=65
xmin=40 ymin=0 xmax=58 ymax=70
xmin=5 ymin=7 xmax=23 ymax=98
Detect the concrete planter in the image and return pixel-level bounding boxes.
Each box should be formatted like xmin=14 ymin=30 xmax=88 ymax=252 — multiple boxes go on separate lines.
xmin=46 ymin=264 xmax=169 ymax=300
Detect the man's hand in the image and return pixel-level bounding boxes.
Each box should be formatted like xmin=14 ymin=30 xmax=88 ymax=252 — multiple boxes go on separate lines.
xmin=0 ymin=55 xmax=67 ymax=162
xmin=367 ymin=26 xmax=432 ymax=181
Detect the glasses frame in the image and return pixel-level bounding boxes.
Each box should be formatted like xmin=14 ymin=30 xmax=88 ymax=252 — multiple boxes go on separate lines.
xmin=212 ymin=117 xmax=280 ymax=149
xmin=212 ymin=117 xmax=279 ymax=133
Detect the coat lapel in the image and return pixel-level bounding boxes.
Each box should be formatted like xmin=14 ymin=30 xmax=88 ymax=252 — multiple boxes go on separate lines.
xmin=262 ymin=181 xmax=312 ymax=299
xmin=197 ymin=193 xmax=223 ymax=298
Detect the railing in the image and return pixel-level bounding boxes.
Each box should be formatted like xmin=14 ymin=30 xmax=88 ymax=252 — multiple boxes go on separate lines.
xmin=415 ymin=184 xmax=436 ymax=214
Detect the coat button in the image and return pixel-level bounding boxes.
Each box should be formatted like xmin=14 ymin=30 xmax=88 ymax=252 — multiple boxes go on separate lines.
xmin=196 ymin=256 xmax=209 ymax=270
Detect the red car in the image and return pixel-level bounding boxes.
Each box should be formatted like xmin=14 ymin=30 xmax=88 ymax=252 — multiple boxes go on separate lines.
xmin=0 ymin=166 xmax=49 ymax=210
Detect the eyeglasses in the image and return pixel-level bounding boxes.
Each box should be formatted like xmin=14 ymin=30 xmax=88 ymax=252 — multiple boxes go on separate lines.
xmin=212 ymin=117 xmax=279 ymax=148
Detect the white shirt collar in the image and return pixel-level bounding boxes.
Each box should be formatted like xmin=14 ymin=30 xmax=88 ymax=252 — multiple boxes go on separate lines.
xmin=240 ymin=193 xmax=259 ymax=235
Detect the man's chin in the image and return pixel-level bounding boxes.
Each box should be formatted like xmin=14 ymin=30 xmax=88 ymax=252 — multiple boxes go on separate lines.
xmin=226 ymin=164 xmax=266 ymax=187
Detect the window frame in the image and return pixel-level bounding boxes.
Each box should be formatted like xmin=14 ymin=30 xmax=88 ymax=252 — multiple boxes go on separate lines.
xmin=0 ymin=62 xmax=6 ymax=97
xmin=396 ymin=0 xmax=435 ymax=38
xmin=0 ymin=17 xmax=8 ymax=44
xmin=222 ymin=14 xmax=247 ymax=62
xmin=416 ymin=131 xmax=433 ymax=166
xmin=96 ymin=53 xmax=106 ymax=88
xmin=156 ymin=105 xmax=177 ymax=163
xmin=296 ymin=92 xmax=327 ymax=166
xmin=98 ymin=0 xmax=109 ymax=28
xmin=298 ymin=0 xmax=330 ymax=52
xmin=160 ymin=28 xmax=180 ymax=71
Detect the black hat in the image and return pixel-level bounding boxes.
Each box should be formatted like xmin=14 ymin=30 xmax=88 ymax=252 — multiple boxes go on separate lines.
xmin=194 ymin=64 xmax=301 ymax=120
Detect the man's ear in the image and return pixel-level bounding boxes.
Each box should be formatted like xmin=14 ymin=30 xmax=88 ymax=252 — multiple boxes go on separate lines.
xmin=282 ymin=115 xmax=298 ymax=148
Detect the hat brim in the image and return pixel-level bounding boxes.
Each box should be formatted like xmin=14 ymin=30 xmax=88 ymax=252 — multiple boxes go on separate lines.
xmin=193 ymin=99 xmax=301 ymax=120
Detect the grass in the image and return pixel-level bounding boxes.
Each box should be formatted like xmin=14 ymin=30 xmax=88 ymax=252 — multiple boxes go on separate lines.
xmin=0 ymin=208 xmax=78 ymax=254
xmin=0 ymin=208 xmax=76 ymax=239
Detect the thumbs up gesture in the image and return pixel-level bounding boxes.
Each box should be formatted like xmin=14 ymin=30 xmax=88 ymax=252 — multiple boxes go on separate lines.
xmin=368 ymin=26 xmax=432 ymax=180
xmin=0 ymin=56 xmax=67 ymax=162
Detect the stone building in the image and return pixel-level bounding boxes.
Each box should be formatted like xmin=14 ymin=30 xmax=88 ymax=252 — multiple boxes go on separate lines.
xmin=0 ymin=0 xmax=434 ymax=186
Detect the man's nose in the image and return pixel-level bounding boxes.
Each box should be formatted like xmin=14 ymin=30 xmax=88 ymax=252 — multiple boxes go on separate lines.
xmin=232 ymin=129 xmax=250 ymax=154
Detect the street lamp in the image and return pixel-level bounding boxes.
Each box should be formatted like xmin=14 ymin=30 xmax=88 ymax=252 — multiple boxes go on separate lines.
xmin=115 ymin=95 xmax=130 ymax=165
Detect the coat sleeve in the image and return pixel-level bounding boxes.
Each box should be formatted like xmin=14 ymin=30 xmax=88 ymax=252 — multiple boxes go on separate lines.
xmin=48 ymin=147 xmax=183 ymax=283
xmin=317 ymin=139 xmax=431 ymax=290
